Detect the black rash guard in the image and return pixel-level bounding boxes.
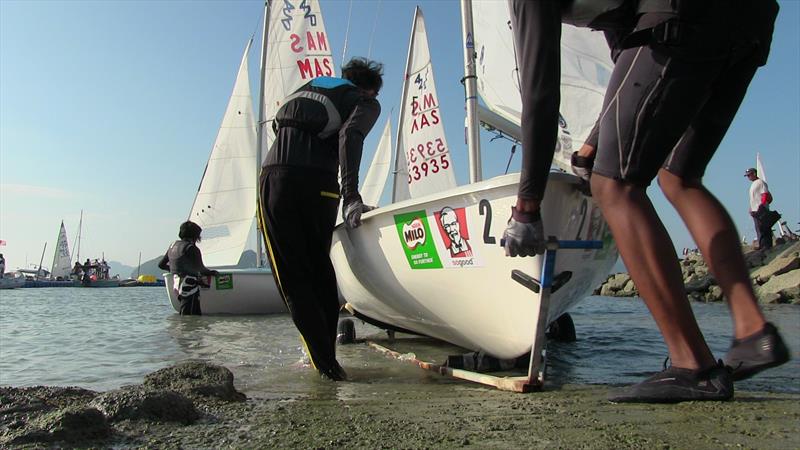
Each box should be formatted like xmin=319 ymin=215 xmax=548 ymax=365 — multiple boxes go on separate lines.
xmin=264 ymin=77 xmax=381 ymax=205
xmin=158 ymin=240 xmax=214 ymax=277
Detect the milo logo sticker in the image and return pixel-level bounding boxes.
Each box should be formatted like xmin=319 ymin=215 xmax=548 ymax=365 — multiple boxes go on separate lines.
xmin=394 ymin=211 xmax=442 ymax=269
xmin=215 ymin=274 xmax=233 ymax=290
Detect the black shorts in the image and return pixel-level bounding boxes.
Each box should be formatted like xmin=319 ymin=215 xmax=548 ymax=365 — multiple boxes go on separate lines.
xmin=592 ymin=31 xmax=765 ymax=186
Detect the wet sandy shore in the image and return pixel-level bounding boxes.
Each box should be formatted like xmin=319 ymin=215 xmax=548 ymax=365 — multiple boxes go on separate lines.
xmin=3 ymin=355 xmax=798 ymax=449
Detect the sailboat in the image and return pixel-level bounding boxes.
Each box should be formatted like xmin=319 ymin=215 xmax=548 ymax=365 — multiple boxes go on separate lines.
xmin=163 ymin=0 xmax=336 ymax=314
xmin=20 ymin=221 xmax=74 ymax=288
xmin=329 ymin=3 xmax=618 ymax=362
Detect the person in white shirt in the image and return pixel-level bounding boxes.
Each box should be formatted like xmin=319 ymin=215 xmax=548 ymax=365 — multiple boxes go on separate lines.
xmin=745 ymin=167 xmax=773 ymax=250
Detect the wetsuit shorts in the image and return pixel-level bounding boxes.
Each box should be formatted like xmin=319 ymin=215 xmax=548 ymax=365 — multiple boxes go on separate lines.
xmin=592 ymin=12 xmax=775 ymax=186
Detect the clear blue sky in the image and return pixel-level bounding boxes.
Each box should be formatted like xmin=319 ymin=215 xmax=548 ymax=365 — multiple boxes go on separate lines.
xmin=1 ymin=0 xmax=798 ymax=269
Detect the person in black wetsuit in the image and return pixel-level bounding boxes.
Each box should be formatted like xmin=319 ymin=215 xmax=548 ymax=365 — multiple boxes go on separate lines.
xmin=504 ymin=0 xmax=788 ymax=403
xmin=258 ymin=57 xmax=383 ymax=381
xmin=159 ymin=221 xmax=218 ymax=315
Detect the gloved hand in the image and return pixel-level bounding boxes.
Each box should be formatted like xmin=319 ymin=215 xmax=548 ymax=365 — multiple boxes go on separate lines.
xmin=502 ymin=207 xmax=545 ymax=257
xmin=571 ymin=151 xmax=595 ymax=182
xmin=343 ymin=200 xmax=377 ymax=229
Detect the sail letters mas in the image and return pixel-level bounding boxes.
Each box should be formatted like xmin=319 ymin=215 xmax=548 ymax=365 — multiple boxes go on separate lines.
xmin=290 ymin=31 xmax=333 ymax=79
xmin=410 ymin=93 xmax=440 ymax=134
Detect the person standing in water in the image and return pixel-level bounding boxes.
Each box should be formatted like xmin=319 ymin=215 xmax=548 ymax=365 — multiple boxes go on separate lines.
xmin=258 ymin=58 xmax=383 ymax=381
xmin=159 ymin=221 xmax=218 ymax=316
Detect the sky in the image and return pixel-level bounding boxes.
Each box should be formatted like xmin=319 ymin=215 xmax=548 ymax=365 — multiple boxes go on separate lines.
xmin=1 ymin=0 xmax=798 ymax=270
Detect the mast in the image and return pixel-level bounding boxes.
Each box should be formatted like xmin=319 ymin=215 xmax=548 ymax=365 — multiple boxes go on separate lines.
xmin=254 ymin=0 xmax=271 ymax=268
xmin=37 ymin=242 xmax=47 ymax=279
xmin=137 ymin=251 xmax=142 ymax=279
xmin=460 ymin=0 xmax=482 ymax=183
xmin=73 ymin=210 xmax=83 ymax=265
xmin=391 ymin=6 xmax=419 ymax=203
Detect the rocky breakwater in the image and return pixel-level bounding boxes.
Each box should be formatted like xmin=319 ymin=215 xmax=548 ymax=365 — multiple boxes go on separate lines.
xmin=596 ymin=240 xmax=800 ymax=304
xmin=0 ymin=361 xmax=244 ymax=448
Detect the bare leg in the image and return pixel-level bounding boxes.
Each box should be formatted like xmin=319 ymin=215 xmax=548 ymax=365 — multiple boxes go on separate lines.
xmin=591 ymin=173 xmax=716 ymax=370
xmin=657 ymin=169 xmax=766 ymax=339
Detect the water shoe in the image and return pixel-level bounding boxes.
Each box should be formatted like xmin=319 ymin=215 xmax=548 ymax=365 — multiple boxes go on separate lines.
xmin=608 ymin=360 xmax=733 ymax=403
xmin=724 ymin=322 xmax=790 ymax=381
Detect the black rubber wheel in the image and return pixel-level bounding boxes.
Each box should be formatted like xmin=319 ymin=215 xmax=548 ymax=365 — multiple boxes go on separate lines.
xmin=546 ymin=313 xmax=577 ymax=343
xmin=336 ymin=318 xmax=356 ymax=344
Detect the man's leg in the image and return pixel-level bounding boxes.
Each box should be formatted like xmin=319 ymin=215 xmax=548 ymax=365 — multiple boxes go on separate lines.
xmin=260 ymin=167 xmax=342 ymax=379
xmin=658 ymin=172 xmax=765 ymax=339
xmin=591 ymin=175 xmax=716 ymax=371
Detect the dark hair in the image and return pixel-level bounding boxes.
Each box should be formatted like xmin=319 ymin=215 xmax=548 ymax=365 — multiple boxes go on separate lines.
xmin=342 ymin=57 xmax=383 ymax=93
xmin=179 ymin=221 xmax=203 ymax=242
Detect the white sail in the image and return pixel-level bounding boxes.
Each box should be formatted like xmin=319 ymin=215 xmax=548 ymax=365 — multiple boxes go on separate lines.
xmin=756 ymin=152 xmax=767 ymax=183
xmin=471 ymin=1 xmax=613 ymax=171
xmin=190 ymin=40 xmax=258 ymax=267
xmin=361 ymin=120 xmax=393 ymax=206
xmin=263 ymin=0 xmax=336 ymax=155
xmin=394 ymin=7 xmax=458 ymax=199
xmin=50 ymin=221 xmax=71 ymax=279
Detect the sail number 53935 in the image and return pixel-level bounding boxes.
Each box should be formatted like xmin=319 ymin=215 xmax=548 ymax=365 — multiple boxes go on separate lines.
xmin=407 ymin=138 xmax=450 ymax=183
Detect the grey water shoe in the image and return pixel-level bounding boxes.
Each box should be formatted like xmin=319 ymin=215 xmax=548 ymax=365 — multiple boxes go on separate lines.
xmin=724 ymin=322 xmax=790 ymax=381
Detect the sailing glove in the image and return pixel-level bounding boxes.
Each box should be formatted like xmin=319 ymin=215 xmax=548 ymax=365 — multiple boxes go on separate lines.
xmin=503 ymin=207 xmax=545 ymax=257
xmin=570 ymin=151 xmax=595 ymax=182
xmin=343 ymin=200 xmax=377 ymax=229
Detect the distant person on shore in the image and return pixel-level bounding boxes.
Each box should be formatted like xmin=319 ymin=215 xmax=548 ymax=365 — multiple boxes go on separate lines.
xmin=0 ymin=253 xmax=5 ymax=278
xmin=158 ymin=221 xmax=218 ymax=316
xmin=507 ymin=1 xmax=788 ymax=403
xmin=257 ymin=58 xmax=383 ymax=381
xmin=745 ymin=167 xmax=774 ymax=250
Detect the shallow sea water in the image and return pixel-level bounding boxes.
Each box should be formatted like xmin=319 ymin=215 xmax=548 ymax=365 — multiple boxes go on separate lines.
xmin=0 ymin=287 xmax=797 ymax=398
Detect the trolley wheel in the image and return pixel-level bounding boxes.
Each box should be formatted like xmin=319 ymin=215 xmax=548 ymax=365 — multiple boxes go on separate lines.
xmin=546 ymin=313 xmax=577 ymax=343
xmin=336 ymin=318 xmax=356 ymax=344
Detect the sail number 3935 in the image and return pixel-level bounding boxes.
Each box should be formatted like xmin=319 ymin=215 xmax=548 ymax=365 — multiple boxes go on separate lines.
xmin=407 ymin=138 xmax=450 ymax=183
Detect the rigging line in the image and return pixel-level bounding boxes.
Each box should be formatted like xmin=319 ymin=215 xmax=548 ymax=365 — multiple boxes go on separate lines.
xmin=341 ymin=0 xmax=354 ymax=63
xmin=367 ymin=0 xmax=383 ymax=59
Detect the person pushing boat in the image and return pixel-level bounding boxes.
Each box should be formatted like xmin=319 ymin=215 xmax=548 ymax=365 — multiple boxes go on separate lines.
xmin=505 ymin=0 xmax=789 ymax=403
xmin=258 ymin=57 xmax=383 ymax=381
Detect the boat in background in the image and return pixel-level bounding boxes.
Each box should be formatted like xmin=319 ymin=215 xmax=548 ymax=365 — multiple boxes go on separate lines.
xmin=330 ymin=3 xmax=618 ymax=360
xmin=24 ymin=221 xmax=75 ymax=288
xmin=0 ymin=272 xmax=26 ymax=289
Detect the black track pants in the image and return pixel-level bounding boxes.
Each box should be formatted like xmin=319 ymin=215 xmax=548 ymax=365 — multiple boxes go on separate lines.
xmin=258 ymin=165 xmax=341 ymax=378
xmin=179 ymin=291 xmax=201 ymax=316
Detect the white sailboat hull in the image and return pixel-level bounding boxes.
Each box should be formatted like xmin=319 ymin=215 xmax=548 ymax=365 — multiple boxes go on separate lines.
xmin=331 ymin=172 xmax=618 ymax=359
xmin=163 ymin=268 xmax=286 ymax=315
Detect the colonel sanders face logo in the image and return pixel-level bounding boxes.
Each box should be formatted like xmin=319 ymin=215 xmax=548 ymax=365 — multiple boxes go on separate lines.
xmin=437 ymin=207 xmax=472 ymax=258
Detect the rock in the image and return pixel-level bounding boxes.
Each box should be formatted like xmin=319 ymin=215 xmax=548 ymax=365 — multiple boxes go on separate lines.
xmin=685 ymin=274 xmax=713 ymax=293
xmin=744 ymin=250 xmax=766 ymax=268
xmin=605 ymin=273 xmax=630 ymax=292
xmin=759 ymin=293 xmax=784 ymax=304
xmin=599 ymin=283 xmax=616 ymax=297
xmin=8 ymin=405 xmax=110 ymax=445
xmin=751 ymin=254 xmax=800 ymax=284
xmin=143 ymin=361 xmax=245 ymax=402
xmin=90 ymin=387 xmax=198 ymax=424
xmin=756 ymin=269 xmax=800 ymax=303
xmin=619 ymin=279 xmax=638 ymax=296
xmin=703 ymin=285 xmax=723 ymax=302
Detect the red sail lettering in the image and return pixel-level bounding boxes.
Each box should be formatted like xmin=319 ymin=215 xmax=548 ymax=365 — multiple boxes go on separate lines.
xmin=290 ymin=34 xmax=302 ymax=53
xmin=431 ymin=109 xmax=440 ymax=125
xmin=419 ymin=114 xmax=430 ymax=129
xmin=411 ymin=99 xmax=419 ymax=116
xmin=314 ymin=58 xmax=324 ymax=77
xmin=322 ymin=58 xmax=333 ymax=76
xmin=306 ymin=31 xmax=317 ymax=51
xmin=422 ymin=93 xmax=437 ymax=109
xmin=316 ymin=32 xmax=328 ymax=51
xmin=297 ymin=59 xmax=313 ymax=79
